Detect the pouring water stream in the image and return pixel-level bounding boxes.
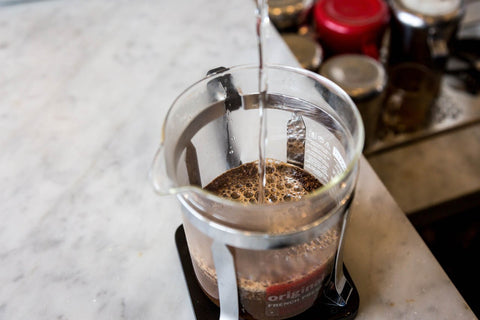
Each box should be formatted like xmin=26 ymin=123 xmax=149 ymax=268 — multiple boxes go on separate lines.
xmin=256 ymin=0 xmax=268 ymax=204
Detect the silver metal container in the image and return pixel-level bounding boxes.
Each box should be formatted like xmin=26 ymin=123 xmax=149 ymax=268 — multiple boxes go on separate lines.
xmin=388 ymin=0 xmax=465 ymax=70
xmin=320 ymin=54 xmax=387 ymax=149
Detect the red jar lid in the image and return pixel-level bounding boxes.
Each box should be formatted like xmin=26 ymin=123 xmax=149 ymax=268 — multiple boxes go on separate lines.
xmin=314 ymin=0 xmax=389 ymax=57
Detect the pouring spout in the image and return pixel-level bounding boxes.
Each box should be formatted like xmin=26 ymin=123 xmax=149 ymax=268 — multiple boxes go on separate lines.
xmin=150 ymin=143 xmax=205 ymax=197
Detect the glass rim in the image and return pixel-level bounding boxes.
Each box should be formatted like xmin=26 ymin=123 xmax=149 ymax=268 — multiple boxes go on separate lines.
xmin=161 ymin=64 xmax=365 ymax=209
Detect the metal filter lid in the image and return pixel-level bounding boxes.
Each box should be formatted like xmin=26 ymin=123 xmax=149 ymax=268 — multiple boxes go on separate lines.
xmin=320 ymin=54 xmax=386 ymax=101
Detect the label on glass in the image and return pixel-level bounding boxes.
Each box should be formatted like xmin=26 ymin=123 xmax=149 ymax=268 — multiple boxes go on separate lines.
xmin=265 ymin=266 xmax=327 ymax=318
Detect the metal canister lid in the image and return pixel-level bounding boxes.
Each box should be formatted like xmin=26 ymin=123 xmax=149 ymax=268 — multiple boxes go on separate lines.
xmin=268 ymin=0 xmax=314 ymax=31
xmin=399 ymin=0 xmax=461 ymax=16
xmin=320 ymin=54 xmax=386 ymax=101
xmin=282 ymin=33 xmax=323 ymax=72
xmin=391 ymin=0 xmax=464 ymax=27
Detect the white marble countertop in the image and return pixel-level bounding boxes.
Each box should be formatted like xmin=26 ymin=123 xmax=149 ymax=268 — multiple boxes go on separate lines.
xmin=0 ymin=0 xmax=476 ymax=319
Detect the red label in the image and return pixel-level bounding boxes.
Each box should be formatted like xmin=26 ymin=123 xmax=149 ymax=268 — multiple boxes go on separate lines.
xmin=265 ymin=265 xmax=328 ymax=318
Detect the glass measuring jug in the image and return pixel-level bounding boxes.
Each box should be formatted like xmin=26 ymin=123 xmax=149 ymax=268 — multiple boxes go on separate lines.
xmin=151 ymin=65 xmax=364 ymax=320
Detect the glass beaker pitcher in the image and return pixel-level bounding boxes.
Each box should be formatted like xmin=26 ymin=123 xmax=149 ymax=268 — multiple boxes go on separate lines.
xmin=151 ymin=65 xmax=364 ymax=320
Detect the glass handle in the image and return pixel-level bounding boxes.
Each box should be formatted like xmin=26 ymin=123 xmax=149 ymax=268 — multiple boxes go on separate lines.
xmin=324 ymin=197 xmax=354 ymax=306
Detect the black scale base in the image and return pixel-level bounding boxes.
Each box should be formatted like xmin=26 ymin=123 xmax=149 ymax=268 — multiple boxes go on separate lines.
xmin=175 ymin=225 xmax=359 ymax=320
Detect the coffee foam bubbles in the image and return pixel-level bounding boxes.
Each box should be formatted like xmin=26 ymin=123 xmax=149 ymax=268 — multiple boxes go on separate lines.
xmin=204 ymin=159 xmax=322 ymax=204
